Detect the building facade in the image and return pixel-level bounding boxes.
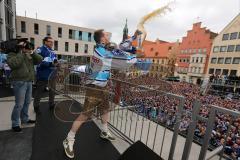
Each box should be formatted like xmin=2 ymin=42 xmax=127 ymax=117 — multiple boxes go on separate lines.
xmin=130 ymin=38 xmax=179 ymax=78
xmin=0 ymin=0 xmax=16 ymax=41
xmin=175 ymin=22 xmax=217 ymax=84
xmin=144 ymin=40 xmax=180 ymax=78
xmin=207 ymin=14 xmax=240 ymax=77
xmin=16 ymin=16 xmax=110 ymax=61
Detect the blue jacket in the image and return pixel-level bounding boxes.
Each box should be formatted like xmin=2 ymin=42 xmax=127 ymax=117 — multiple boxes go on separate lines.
xmin=36 ymin=45 xmax=57 ymax=81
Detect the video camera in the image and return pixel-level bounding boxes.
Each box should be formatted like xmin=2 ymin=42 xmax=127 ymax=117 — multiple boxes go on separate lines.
xmin=0 ymin=38 xmax=34 ymax=54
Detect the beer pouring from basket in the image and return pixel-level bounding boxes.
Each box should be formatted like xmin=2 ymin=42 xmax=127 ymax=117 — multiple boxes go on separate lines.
xmin=136 ymin=30 xmax=145 ymax=57
xmin=135 ymin=2 xmax=173 ymax=57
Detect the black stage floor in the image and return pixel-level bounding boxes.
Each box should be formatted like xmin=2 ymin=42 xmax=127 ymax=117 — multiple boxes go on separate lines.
xmin=31 ymin=101 xmax=120 ymax=160
xmin=0 ymin=128 xmax=33 ymax=160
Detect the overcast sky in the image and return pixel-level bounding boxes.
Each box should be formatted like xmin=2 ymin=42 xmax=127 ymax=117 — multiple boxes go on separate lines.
xmin=16 ymin=0 xmax=240 ymax=42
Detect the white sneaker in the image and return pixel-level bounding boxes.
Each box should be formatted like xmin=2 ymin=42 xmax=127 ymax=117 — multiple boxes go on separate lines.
xmin=63 ymin=138 xmax=75 ymax=158
xmin=100 ymin=131 xmax=116 ymax=141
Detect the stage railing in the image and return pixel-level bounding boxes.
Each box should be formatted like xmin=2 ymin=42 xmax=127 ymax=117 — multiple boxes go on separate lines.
xmin=108 ymin=78 xmax=186 ymax=160
xmin=49 ymin=63 xmax=240 ymax=160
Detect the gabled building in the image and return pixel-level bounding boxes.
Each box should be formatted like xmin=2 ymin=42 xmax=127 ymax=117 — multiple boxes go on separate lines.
xmin=175 ymin=22 xmax=217 ymax=84
xmin=131 ymin=38 xmax=180 ymax=78
xmin=143 ymin=40 xmax=180 ymax=78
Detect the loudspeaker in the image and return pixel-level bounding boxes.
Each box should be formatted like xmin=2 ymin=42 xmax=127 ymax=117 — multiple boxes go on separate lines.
xmin=118 ymin=141 xmax=163 ymax=160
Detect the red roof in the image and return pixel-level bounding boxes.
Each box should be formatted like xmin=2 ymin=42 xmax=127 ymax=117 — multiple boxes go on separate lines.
xmin=144 ymin=42 xmax=175 ymax=58
xmin=129 ymin=36 xmax=179 ymax=58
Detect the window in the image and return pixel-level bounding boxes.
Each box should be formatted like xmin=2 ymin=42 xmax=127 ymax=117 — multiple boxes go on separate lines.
xmin=217 ymin=58 xmax=224 ymax=64
xmin=196 ymin=57 xmax=199 ymax=63
xmin=193 ymin=49 xmax=196 ymax=53
xmin=72 ymin=30 xmax=76 ymax=39
xmin=236 ymin=45 xmax=240 ymax=52
xmin=54 ymin=41 xmax=58 ymax=51
xmin=198 ymin=49 xmax=202 ymax=53
xmin=222 ymin=33 xmax=229 ymax=40
xmin=65 ymin=42 xmax=69 ymax=52
xmin=209 ymin=68 xmax=214 ymax=74
xmin=222 ymin=69 xmax=229 ymax=75
xmin=79 ymin=31 xmax=82 ymax=40
xmin=225 ymin=57 xmax=232 ymax=64
xmin=151 ymin=48 xmax=154 ymax=51
xmin=198 ymin=67 xmax=201 ymax=73
xmin=34 ymin=23 xmax=39 ymax=35
xmin=233 ymin=58 xmax=240 ymax=64
xmin=203 ymin=48 xmax=207 ymax=53
xmin=181 ymin=50 xmax=184 ymax=53
xmin=21 ymin=21 xmax=26 ymax=33
xmin=190 ymin=67 xmax=193 ymax=73
xmin=88 ymin=33 xmax=92 ymax=42
xmin=220 ymin=46 xmax=227 ymax=52
xmin=58 ymin=27 xmax=62 ymax=38
xmin=84 ymin=44 xmax=88 ymax=53
xmin=69 ymin=29 xmax=73 ymax=39
xmin=200 ymin=57 xmax=203 ymax=63
xmin=192 ymin=57 xmax=195 ymax=63
xmin=155 ymin=52 xmax=159 ymax=56
xmin=227 ymin=45 xmax=235 ymax=52
xmin=230 ymin=70 xmax=237 ymax=76
xmin=230 ymin=32 xmax=238 ymax=40
xmin=46 ymin=25 xmax=51 ymax=36
xmin=193 ymin=67 xmax=196 ymax=73
xmin=30 ymin=38 xmax=35 ymax=48
xmin=213 ymin=46 xmax=219 ymax=53
xmin=75 ymin=43 xmax=79 ymax=53
xmin=215 ymin=69 xmax=221 ymax=75
xmin=211 ymin=58 xmax=217 ymax=64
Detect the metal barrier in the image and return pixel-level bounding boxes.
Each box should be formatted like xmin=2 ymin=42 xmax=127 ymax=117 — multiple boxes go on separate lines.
xmin=49 ymin=63 xmax=240 ymax=160
xmin=108 ymin=78 xmax=186 ymax=160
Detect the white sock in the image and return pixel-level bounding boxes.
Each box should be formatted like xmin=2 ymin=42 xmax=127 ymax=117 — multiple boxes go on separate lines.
xmin=67 ymin=130 xmax=76 ymax=141
xmin=101 ymin=123 xmax=108 ymax=133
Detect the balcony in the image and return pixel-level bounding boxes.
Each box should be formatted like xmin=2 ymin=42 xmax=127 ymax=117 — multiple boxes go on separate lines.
xmin=0 ymin=63 xmax=239 ymax=160
xmin=187 ymin=72 xmax=204 ymax=77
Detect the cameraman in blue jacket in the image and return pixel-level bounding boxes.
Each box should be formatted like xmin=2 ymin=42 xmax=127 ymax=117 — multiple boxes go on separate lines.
xmin=33 ymin=37 xmax=58 ymax=114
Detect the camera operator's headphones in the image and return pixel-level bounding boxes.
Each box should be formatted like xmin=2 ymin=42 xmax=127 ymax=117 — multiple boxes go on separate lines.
xmin=0 ymin=38 xmax=34 ymax=53
xmin=17 ymin=38 xmax=34 ymax=50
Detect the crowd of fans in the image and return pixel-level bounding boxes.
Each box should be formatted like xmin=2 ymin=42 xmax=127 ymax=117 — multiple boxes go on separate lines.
xmin=117 ymin=75 xmax=240 ymax=159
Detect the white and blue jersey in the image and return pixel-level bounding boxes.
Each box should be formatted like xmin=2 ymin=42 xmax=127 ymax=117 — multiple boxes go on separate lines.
xmin=73 ymin=36 xmax=152 ymax=87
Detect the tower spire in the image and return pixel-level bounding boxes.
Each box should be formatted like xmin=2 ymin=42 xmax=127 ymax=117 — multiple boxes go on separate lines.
xmin=122 ymin=18 xmax=128 ymax=41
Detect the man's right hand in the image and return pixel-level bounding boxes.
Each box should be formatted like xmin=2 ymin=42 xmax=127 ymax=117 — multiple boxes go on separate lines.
xmin=134 ymin=30 xmax=143 ymax=37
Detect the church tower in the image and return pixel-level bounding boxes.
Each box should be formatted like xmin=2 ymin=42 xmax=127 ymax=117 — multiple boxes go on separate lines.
xmin=122 ymin=19 xmax=128 ymax=41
